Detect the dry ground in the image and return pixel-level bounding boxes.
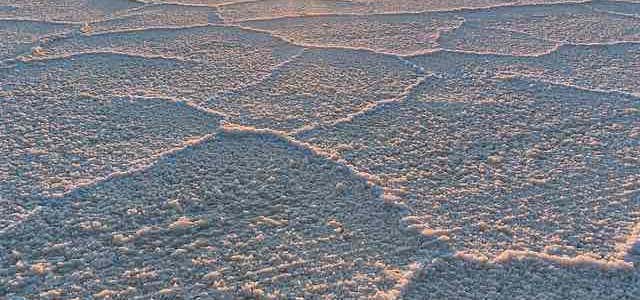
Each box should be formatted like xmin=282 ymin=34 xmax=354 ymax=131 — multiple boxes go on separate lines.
xmin=1 ymin=0 xmax=639 ymax=299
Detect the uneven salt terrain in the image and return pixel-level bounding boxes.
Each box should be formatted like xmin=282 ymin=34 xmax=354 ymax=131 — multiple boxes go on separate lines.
xmin=1 ymin=95 xmax=222 ymax=201
xmin=1 ymin=0 xmax=639 ymax=299
xmin=2 ymin=131 xmax=437 ymax=298
xmin=298 ymin=77 xmax=640 ymax=259
xmin=203 ymin=48 xmax=423 ymax=131
xmin=0 ymin=0 xmax=143 ymax=22
xmin=0 ymin=20 xmax=77 ymax=61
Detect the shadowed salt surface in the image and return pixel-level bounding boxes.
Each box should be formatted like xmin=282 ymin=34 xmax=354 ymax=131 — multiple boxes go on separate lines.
xmin=298 ymin=77 xmax=640 ymax=258
xmin=591 ymin=0 xmax=640 ymax=17
xmin=0 ymin=20 xmax=77 ymax=60
xmin=0 ymin=95 xmax=222 ymax=204
xmin=404 ymin=254 xmax=640 ymax=299
xmin=0 ymin=131 xmax=441 ymax=298
xmin=1 ymin=0 xmax=640 ymax=298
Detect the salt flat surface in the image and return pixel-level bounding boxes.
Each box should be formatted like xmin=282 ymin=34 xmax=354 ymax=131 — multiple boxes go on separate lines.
xmin=1 ymin=0 xmax=639 ymax=299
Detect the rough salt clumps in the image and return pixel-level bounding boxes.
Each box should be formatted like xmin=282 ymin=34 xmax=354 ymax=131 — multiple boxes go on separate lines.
xmin=203 ymin=47 xmax=422 ymax=131
xmin=78 ymin=221 xmax=106 ymax=232
xmin=372 ymin=262 xmax=423 ymax=300
xmin=2 ymin=1 xmax=639 ymax=297
xmin=0 ymin=20 xmax=76 ymax=61
xmin=85 ymin=4 xmax=222 ymax=33
xmin=0 ymin=0 xmax=143 ymax=23
xmin=0 ymin=131 xmax=434 ymax=298
xmin=218 ymin=0 xmax=368 ymax=22
xmin=590 ymin=0 xmax=640 ymax=17
xmin=462 ymin=2 xmax=640 ymax=45
xmin=404 ymin=253 xmax=640 ymax=299
xmin=165 ymin=199 xmax=184 ymax=213
xmin=486 ymin=155 xmax=504 ymax=165
xmin=255 ymin=216 xmax=288 ymax=227
xmin=4 ymin=34 xmax=303 ymax=107
xmin=298 ymin=75 xmax=640 ymax=258
xmin=27 ymin=25 xmax=301 ymax=69
xmin=111 ymin=233 xmax=133 ymax=245
xmin=168 ymin=216 xmax=208 ymax=231
xmin=381 ymin=193 xmax=403 ymax=205
xmin=241 ymin=12 xmax=462 ymax=55
xmin=350 ymin=0 xmax=593 ymax=14
xmin=93 ymin=287 xmax=136 ymax=299
xmin=0 ymin=95 xmax=222 ymax=204
xmin=30 ymin=262 xmax=51 ymax=275
xmin=436 ymin=21 xmax=560 ymax=56
xmin=39 ymin=289 xmax=63 ymax=299
xmin=0 ymin=200 xmax=41 ymax=234
xmin=410 ymin=42 xmax=640 ymax=96
xmin=218 ymin=0 xmax=589 ymax=22
xmin=136 ymin=0 xmax=250 ymax=6
xmin=122 ymin=268 xmax=158 ymax=281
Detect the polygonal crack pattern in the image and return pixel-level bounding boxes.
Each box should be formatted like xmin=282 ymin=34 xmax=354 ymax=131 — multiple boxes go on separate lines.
xmin=0 ymin=132 xmax=438 ymax=298
xmin=0 ymin=95 xmax=223 ymax=204
xmin=298 ymin=77 xmax=640 ymax=259
xmin=1 ymin=0 xmax=640 ymax=299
